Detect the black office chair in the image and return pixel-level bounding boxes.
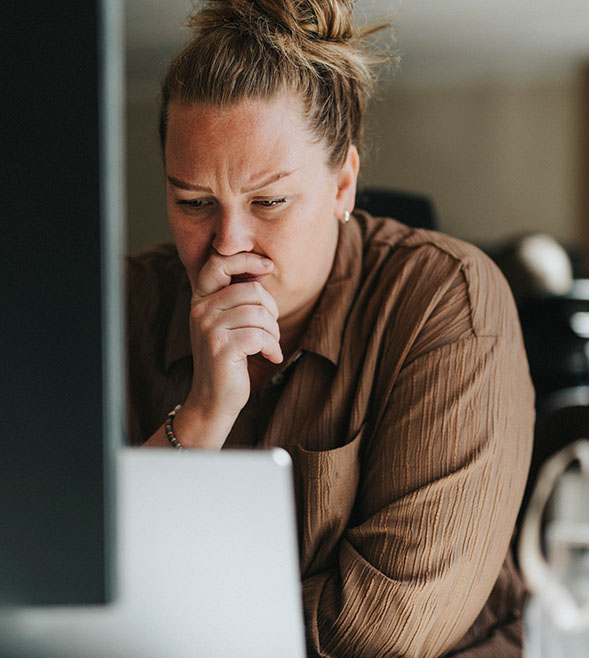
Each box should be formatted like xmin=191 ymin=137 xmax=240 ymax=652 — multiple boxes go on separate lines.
xmin=355 ymin=187 xmax=439 ymax=231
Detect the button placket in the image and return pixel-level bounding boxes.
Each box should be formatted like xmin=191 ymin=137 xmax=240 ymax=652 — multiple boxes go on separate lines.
xmin=270 ymin=350 xmax=304 ymax=387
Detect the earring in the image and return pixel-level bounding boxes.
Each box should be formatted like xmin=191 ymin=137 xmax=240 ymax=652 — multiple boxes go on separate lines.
xmin=343 ymin=209 xmax=351 ymax=224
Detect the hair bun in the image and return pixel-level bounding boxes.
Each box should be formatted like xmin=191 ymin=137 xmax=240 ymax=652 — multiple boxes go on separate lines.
xmin=289 ymin=0 xmax=355 ymax=42
xmin=191 ymin=0 xmax=357 ymax=44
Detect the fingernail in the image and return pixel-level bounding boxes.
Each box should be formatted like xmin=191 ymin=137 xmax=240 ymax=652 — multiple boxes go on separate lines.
xmin=261 ymin=258 xmax=272 ymax=266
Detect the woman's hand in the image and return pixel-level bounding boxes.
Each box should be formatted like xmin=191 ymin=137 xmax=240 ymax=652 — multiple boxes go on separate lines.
xmin=174 ymin=252 xmax=283 ymax=449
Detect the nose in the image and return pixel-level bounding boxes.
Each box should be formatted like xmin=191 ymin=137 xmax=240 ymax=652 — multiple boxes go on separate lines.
xmin=211 ymin=207 xmax=255 ymax=256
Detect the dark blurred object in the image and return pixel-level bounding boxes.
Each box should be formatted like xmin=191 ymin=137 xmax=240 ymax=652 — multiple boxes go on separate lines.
xmin=490 ymin=234 xmax=589 ymax=541
xmin=0 ymin=0 xmax=119 ymax=605
xmin=489 ymin=233 xmax=588 ymax=402
xmin=519 ymin=387 xmax=589 ymax=532
xmin=536 ymin=386 xmax=589 ymax=453
xmin=355 ymin=187 xmax=438 ymax=230
xmin=518 ymin=281 xmax=589 ymax=402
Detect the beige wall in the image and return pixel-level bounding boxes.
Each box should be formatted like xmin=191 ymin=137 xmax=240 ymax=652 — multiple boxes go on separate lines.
xmin=126 ymin=75 xmax=581 ymax=254
xmin=362 ymin=77 xmax=580 ymax=246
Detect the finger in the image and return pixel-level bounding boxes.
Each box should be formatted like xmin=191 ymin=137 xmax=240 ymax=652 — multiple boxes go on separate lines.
xmin=222 ymin=304 xmax=281 ymax=343
xmin=194 ymin=252 xmax=274 ymax=297
xmin=213 ymin=280 xmax=279 ymax=319
xmin=230 ymin=327 xmax=283 ymax=364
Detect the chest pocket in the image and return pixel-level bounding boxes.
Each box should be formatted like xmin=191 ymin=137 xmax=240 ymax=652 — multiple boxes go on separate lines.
xmin=290 ymin=422 xmax=367 ymax=576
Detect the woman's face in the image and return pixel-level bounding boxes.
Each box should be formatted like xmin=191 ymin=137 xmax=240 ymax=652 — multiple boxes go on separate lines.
xmin=164 ymin=93 xmax=359 ymax=328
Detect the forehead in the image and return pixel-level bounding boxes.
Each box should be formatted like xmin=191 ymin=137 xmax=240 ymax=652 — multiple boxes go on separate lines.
xmin=167 ymin=95 xmax=303 ymax=149
xmin=164 ymin=94 xmax=325 ymax=174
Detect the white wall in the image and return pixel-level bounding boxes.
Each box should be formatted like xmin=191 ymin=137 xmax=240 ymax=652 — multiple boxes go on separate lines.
xmin=126 ymin=74 xmax=582 ymax=254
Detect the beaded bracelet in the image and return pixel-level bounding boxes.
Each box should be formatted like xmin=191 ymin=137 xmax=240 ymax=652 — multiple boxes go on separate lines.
xmin=164 ymin=404 xmax=185 ymax=451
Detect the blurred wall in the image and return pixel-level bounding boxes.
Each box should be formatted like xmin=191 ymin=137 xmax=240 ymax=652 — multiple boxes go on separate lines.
xmin=363 ymin=77 xmax=580 ymax=247
xmin=126 ymin=74 xmax=581 ymax=254
xmin=126 ymin=83 xmax=172 ymax=255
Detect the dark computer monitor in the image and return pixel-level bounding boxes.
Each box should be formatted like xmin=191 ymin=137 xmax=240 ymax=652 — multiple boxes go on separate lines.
xmin=0 ymin=0 xmax=123 ymax=604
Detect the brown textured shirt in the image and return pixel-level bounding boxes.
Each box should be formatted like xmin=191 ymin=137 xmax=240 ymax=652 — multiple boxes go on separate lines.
xmin=126 ymin=211 xmax=535 ymax=657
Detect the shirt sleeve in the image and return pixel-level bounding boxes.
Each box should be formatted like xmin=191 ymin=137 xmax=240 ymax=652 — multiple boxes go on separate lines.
xmin=300 ymin=263 xmax=535 ymax=657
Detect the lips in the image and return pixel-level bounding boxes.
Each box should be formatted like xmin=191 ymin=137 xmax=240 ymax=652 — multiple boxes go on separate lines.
xmin=230 ymin=273 xmax=260 ymax=285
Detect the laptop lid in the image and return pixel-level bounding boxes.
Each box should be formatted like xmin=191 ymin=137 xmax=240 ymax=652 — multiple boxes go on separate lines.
xmin=0 ymin=448 xmax=306 ymax=658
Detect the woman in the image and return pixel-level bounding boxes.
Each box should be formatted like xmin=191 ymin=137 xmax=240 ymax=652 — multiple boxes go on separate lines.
xmin=127 ymin=1 xmax=535 ymax=655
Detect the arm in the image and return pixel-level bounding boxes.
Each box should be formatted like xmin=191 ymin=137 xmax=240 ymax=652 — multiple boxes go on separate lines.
xmin=140 ymin=251 xmax=282 ymax=450
xmin=301 ymin=269 xmax=535 ymax=657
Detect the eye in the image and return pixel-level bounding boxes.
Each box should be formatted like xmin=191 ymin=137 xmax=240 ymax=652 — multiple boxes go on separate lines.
xmin=176 ymin=199 xmax=212 ymax=210
xmin=253 ymin=198 xmax=287 ymax=208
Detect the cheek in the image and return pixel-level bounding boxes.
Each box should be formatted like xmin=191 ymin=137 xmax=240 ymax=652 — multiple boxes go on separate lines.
xmin=297 ymin=197 xmax=337 ymax=244
xmin=170 ymin=221 xmax=212 ymax=275
xmin=275 ymin=206 xmax=337 ymax=271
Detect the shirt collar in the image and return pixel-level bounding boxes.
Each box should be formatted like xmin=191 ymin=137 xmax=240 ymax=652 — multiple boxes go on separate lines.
xmin=299 ymin=215 xmax=363 ymax=365
xmin=163 ymin=214 xmax=364 ymax=371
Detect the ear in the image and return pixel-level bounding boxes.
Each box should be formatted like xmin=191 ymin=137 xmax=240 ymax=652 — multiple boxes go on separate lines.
xmin=334 ymin=144 xmax=360 ymax=223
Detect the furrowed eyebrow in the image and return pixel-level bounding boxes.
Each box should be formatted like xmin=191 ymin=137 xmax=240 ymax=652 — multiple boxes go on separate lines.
xmin=167 ymin=176 xmax=212 ymax=193
xmin=240 ymin=170 xmax=299 ymax=194
xmin=166 ymin=169 xmax=299 ymax=194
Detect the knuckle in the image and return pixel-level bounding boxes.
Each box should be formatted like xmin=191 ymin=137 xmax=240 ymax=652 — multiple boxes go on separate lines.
xmin=207 ymin=252 xmax=222 ymax=268
xmin=189 ymin=301 xmax=206 ymax=322
xmin=209 ymin=331 xmax=228 ymax=356
xmin=190 ymin=304 xmax=218 ymax=335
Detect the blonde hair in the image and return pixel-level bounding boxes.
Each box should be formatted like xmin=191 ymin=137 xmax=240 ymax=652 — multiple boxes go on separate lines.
xmin=159 ymin=0 xmax=392 ymax=168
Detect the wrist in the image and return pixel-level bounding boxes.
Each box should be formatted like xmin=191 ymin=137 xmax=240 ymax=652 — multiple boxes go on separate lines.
xmin=171 ymin=402 xmax=234 ymax=450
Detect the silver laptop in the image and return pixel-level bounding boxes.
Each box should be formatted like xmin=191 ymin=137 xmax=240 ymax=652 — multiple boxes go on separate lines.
xmin=0 ymin=448 xmax=306 ymax=658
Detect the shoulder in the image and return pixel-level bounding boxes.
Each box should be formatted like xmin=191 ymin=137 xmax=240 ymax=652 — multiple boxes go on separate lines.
xmin=356 ymin=209 xmax=501 ymax=284
xmin=354 ymin=211 xmax=519 ymax=341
